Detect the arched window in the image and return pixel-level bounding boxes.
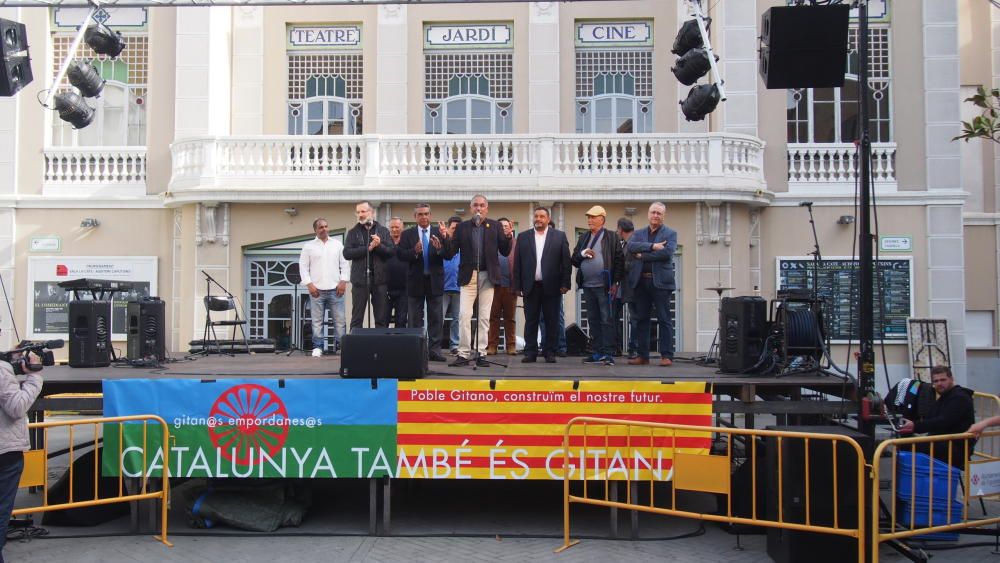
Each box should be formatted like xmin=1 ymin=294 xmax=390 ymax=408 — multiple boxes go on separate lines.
xmin=576 ymin=72 xmax=651 ymax=134
xmin=288 ymin=75 xmax=361 ymax=135
xmin=425 ymin=74 xmax=512 ymax=134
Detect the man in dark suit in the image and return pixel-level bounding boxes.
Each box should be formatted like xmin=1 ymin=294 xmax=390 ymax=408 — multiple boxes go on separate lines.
xmin=626 ymin=202 xmax=677 ymax=366
xmin=444 ymin=194 xmax=513 ymax=367
xmin=396 ymin=203 xmax=453 ymax=362
xmin=513 ymin=206 xmax=571 ymax=363
xmin=343 ymin=200 xmax=394 ymax=328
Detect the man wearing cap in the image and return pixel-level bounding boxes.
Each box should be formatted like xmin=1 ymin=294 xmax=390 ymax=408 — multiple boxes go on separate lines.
xmin=571 ymin=206 xmax=624 ymax=365
xmin=626 ymin=202 xmax=678 ymax=366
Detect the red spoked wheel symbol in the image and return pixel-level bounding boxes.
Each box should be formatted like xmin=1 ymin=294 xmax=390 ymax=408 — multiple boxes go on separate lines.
xmin=208 ymin=384 xmax=289 ymax=465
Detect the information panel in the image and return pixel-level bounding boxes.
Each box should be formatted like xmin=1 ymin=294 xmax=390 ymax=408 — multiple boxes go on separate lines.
xmin=776 ymin=257 xmax=912 ymax=343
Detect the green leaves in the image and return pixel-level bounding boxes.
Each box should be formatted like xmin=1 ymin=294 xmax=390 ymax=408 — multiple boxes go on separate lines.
xmin=954 ymin=85 xmax=1000 ymax=143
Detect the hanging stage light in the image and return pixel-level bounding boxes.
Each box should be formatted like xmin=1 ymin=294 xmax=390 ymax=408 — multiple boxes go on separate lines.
xmin=680 ymin=83 xmax=721 ymax=122
xmin=66 ymin=60 xmax=104 ymax=98
xmin=671 ymin=18 xmax=706 ymax=56
xmin=84 ymin=22 xmax=125 ymax=59
xmin=671 ymin=47 xmax=715 ymax=86
xmin=53 ymin=90 xmax=95 ymax=129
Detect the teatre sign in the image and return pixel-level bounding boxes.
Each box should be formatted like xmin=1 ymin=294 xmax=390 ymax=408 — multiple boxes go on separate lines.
xmin=288 ymin=25 xmax=362 ymax=48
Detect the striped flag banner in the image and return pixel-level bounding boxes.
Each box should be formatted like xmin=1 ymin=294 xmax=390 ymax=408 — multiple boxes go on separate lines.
xmin=397 ymin=379 xmax=712 ymax=480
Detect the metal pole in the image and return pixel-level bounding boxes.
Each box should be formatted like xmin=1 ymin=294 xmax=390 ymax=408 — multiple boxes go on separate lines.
xmin=692 ymin=0 xmax=727 ymax=101
xmin=41 ymin=5 xmax=96 ymax=108
xmin=856 ymin=0 xmax=876 ymax=439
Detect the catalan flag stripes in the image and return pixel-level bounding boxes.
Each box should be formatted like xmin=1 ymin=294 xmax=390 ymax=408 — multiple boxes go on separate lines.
xmin=397 ymin=379 xmax=713 ymax=480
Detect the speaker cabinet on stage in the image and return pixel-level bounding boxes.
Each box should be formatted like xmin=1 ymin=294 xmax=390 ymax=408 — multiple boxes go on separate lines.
xmin=758 ymin=5 xmax=850 ymax=89
xmin=765 ymin=426 xmax=872 ymax=563
xmin=68 ymin=300 xmax=112 ymax=368
xmin=719 ymin=296 xmax=767 ymax=374
xmin=340 ymin=327 xmax=427 ymax=379
xmin=565 ymin=323 xmax=589 ymax=357
xmin=127 ymin=298 xmax=165 ymax=361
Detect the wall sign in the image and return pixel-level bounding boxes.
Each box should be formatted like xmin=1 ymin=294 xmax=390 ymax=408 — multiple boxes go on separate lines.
xmin=287 ymin=24 xmax=362 ymax=50
xmin=424 ymin=23 xmax=513 ymax=49
xmin=53 ymin=7 xmax=148 ymax=31
xmin=879 ymin=236 xmax=912 ymax=252
xmin=576 ymin=21 xmax=653 ymax=47
xmin=29 ymin=237 xmax=61 ymax=253
xmin=777 ymin=256 xmax=912 ymax=343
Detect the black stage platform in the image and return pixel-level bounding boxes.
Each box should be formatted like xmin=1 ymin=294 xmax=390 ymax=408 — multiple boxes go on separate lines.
xmin=35 ymin=352 xmax=858 ymax=424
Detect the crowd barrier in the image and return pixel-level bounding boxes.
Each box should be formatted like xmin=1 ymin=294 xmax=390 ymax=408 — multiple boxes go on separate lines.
xmin=974 ymin=391 xmax=1000 ymax=461
xmin=870 ymin=430 xmax=1000 ymax=562
xmin=14 ymin=415 xmax=172 ymax=547
xmin=556 ymin=416 xmax=867 ymax=560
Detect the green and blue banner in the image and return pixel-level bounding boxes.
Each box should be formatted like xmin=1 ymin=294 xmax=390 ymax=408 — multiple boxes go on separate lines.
xmin=103 ymin=379 xmax=397 ymax=478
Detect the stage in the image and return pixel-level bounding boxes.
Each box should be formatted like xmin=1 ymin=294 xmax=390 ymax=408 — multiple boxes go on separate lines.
xmin=35 ymin=352 xmax=858 ymax=422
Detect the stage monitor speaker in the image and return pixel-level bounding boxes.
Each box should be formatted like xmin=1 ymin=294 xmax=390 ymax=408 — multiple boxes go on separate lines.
xmin=341 ymin=327 xmax=427 ymax=379
xmin=758 ymin=5 xmax=850 ymax=89
xmin=68 ymin=300 xmax=112 ymax=368
xmin=127 ymin=298 xmax=165 ymax=361
xmin=719 ymin=296 xmax=767 ymax=374
xmin=565 ymin=323 xmax=590 ymax=357
xmin=765 ymin=426 xmax=872 ymax=563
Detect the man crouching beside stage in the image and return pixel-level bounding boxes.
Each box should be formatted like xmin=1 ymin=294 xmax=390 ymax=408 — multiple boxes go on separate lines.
xmin=0 ymin=348 xmax=42 ymax=561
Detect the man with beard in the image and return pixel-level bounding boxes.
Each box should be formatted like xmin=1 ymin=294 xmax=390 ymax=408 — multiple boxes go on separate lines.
xmin=513 ymin=207 xmax=571 ymax=363
xmin=344 ymin=201 xmax=394 ymax=328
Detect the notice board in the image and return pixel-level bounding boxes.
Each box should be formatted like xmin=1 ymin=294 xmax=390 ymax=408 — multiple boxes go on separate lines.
xmin=776 ymin=257 xmax=912 ymax=343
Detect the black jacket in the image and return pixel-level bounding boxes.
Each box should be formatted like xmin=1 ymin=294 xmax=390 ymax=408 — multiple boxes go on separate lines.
xmin=396 ymin=225 xmax=455 ymax=297
xmin=914 ymin=385 xmax=975 ymax=436
xmin=343 ymin=222 xmax=394 ymax=286
xmin=512 ymin=228 xmax=571 ymax=296
xmin=445 ymin=218 xmax=512 ymax=286
xmin=571 ymin=228 xmax=624 ymax=290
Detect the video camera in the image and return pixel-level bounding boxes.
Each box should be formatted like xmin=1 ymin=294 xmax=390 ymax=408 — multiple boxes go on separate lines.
xmin=0 ymin=339 xmax=62 ymax=375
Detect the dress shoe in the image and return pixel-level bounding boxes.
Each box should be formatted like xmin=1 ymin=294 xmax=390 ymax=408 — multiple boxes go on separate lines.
xmin=475 ymin=357 xmax=490 ymax=368
xmin=450 ymin=348 xmax=459 ymax=355
xmin=659 ymin=357 xmax=673 ymax=367
xmin=545 ymin=354 xmax=557 ymax=363
xmin=449 ymin=356 xmax=471 ymax=367
xmin=557 ymin=351 xmax=567 ymax=358
xmin=627 ymin=357 xmax=649 ymax=365
xmin=485 ymin=347 xmax=497 ymax=356
xmin=521 ymin=355 xmax=537 ymax=363
xmin=429 ymin=352 xmax=447 ymax=362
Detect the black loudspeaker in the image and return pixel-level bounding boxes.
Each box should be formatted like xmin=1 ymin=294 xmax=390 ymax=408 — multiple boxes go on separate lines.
xmin=127 ymin=298 xmax=165 ymax=361
xmin=340 ymin=327 xmax=427 ymax=379
xmin=758 ymin=5 xmax=850 ymax=89
xmin=68 ymin=300 xmax=112 ymax=368
xmin=0 ymin=18 xmax=32 ymax=97
xmin=719 ymin=296 xmax=767 ymax=374
xmin=765 ymin=426 xmax=872 ymax=563
xmin=565 ymin=323 xmax=590 ymax=357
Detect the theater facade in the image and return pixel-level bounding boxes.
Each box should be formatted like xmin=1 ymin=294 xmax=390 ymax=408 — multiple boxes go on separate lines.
xmin=0 ymin=0 xmax=995 ymax=392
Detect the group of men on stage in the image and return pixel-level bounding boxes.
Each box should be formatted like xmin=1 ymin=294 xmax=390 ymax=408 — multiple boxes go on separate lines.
xmin=298 ymin=196 xmax=678 ymax=368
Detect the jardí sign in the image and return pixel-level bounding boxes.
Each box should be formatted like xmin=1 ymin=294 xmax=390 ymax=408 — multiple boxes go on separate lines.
xmin=424 ymin=23 xmax=513 ymax=49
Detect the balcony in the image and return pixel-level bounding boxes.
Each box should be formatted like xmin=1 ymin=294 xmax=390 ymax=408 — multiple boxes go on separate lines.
xmin=43 ymin=147 xmax=148 ymax=198
xmin=166 ymin=133 xmax=769 ymax=205
xmin=787 ymin=142 xmax=897 ymax=193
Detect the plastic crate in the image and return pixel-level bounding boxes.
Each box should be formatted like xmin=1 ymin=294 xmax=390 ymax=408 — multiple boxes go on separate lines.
xmin=896 ymin=451 xmax=962 ymax=504
xmin=896 ymin=497 xmax=963 ymax=541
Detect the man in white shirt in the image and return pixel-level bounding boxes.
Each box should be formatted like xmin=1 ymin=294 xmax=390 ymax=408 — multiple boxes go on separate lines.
xmin=299 ymin=218 xmax=350 ymax=357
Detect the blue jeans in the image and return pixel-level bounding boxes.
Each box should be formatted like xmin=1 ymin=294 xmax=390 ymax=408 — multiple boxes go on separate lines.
xmin=310 ymin=289 xmax=346 ymax=351
xmin=0 ymin=451 xmax=24 ymax=561
xmin=583 ymin=287 xmax=614 ymax=357
xmin=442 ymin=292 xmax=461 ymax=349
xmin=633 ymin=278 xmax=674 ymax=359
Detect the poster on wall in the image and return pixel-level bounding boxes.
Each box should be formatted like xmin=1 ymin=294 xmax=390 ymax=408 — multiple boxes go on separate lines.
xmin=28 ymin=256 xmax=158 ymax=340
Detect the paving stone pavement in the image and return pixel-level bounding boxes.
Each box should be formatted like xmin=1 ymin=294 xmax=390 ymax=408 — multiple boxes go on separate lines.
xmin=4 ymin=525 xmax=990 ymax=562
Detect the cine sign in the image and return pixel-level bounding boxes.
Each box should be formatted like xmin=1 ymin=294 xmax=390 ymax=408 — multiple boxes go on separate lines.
xmin=577 ymin=21 xmax=652 ymax=46
xmin=425 ymin=23 xmax=512 ymax=49
xmin=288 ymin=25 xmax=362 ymax=49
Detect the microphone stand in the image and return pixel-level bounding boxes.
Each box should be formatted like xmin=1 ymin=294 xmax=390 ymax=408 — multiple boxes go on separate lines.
xmin=365 ymin=221 xmax=374 ymax=328
xmin=471 ymin=214 xmax=505 ymax=370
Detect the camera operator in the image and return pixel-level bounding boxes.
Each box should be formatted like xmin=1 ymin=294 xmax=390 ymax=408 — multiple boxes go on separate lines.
xmin=0 ymin=348 xmax=42 ymax=561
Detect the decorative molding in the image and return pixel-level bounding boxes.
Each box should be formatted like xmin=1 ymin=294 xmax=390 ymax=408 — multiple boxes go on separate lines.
xmin=696 ymin=202 xmax=731 ymax=246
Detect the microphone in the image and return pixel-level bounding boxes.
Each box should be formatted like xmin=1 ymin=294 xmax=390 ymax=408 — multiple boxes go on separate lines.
xmin=364 ymin=218 xmax=373 ymax=227
xmin=44 ymin=339 xmax=65 ymax=349
xmin=799 ymin=201 xmax=813 ymax=207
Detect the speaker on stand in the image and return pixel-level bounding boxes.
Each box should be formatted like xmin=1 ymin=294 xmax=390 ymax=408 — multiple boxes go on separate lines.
xmin=127 ymin=298 xmax=165 ymax=362
xmin=68 ymin=300 xmax=112 ymax=368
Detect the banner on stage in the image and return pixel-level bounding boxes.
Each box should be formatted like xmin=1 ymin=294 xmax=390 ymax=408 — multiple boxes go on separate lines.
xmin=103 ymin=378 xmax=712 ymax=480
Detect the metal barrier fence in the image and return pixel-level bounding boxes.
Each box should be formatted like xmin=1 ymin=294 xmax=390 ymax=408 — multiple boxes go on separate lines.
xmin=871 ymin=431 xmax=1000 ymax=562
xmin=14 ymin=415 xmax=172 ymax=547
xmin=557 ymin=416 xmax=867 ymax=560
xmin=974 ymin=391 xmax=1000 ymax=460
